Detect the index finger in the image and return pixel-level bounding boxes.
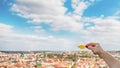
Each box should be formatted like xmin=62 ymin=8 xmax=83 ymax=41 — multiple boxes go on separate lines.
xmin=85 ymin=43 xmax=96 ymax=48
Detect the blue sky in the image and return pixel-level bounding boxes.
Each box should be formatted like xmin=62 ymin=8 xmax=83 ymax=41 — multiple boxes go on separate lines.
xmin=0 ymin=0 xmax=120 ymax=51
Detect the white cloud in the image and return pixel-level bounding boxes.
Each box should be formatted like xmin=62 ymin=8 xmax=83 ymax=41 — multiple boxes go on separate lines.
xmin=30 ymin=26 xmax=46 ymax=33
xmin=11 ymin=0 xmax=96 ymax=32
xmin=11 ymin=0 xmax=66 ymax=23
xmin=83 ymin=16 xmax=120 ymax=33
xmin=50 ymin=15 xmax=83 ymax=31
xmin=9 ymin=0 xmax=120 ymax=50
xmin=0 ymin=23 xmax=14 ymax=34
xmin=78 ymin=16 xmax=120 ymax=50
xmin=71 ymin=0 xmax=89 ymax=16
xmin=0 ymin=23 xmax=74 ymax=51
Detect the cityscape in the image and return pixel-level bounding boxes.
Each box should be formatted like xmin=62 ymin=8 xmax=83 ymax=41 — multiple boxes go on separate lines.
xmin=0 ymin=51 xmax=120 ymax=68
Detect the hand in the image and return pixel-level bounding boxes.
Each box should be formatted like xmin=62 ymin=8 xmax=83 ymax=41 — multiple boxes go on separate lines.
xmin=85 ymin=43 xmax=104 ymax=55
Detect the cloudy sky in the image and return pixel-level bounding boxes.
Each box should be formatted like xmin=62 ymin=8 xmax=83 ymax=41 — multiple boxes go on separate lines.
xmin=0 ymin=0 xmax=120 ymax=51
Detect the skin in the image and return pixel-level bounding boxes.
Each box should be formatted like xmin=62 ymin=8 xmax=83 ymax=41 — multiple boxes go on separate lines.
xmin=86 ymin=43 xmax=120 ymax=68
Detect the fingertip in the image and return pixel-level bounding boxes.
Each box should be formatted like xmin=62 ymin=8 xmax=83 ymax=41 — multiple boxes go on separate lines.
xmin=85 ymin=42 xmax=96 ymax=48
xmin=85 ymin=45 xmax=88 ymax=48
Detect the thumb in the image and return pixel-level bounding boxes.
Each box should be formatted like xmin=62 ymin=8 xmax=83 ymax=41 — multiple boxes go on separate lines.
xmin=87 ymin=46 xmax=98 ymax=54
